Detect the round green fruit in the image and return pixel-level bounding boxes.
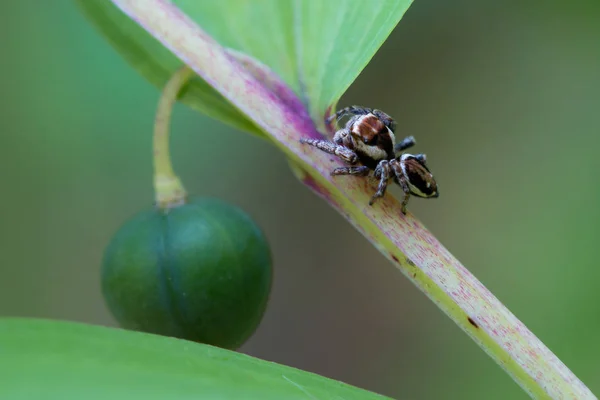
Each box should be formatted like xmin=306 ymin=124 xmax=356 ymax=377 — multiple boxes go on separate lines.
xmin=101 ymin=197 xmax=272 ymax=350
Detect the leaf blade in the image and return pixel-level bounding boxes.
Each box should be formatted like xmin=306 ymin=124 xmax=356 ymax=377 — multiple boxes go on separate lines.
xmin=77 ymin=0 xmax=411 ymax=131
xmin=294 ymin=0 xmax=413 ymax=119
xmin=0 ymin=318 xmax=392 ymax=400
xmin=169 ymin=0 xmax=413 ymax=124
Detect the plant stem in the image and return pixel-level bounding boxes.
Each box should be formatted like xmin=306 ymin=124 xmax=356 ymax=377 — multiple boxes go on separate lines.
xmin=153 ymin=65 xmax=194 ymax=210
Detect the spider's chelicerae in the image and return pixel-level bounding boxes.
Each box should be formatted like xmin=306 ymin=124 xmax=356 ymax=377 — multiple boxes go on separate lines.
xmin=299 ymin=106 xmax=439 ymax=214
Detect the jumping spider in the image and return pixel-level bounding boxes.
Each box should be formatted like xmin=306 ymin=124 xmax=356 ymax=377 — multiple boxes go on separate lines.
xmin=299 ymin=106 xmax=439 ymax=214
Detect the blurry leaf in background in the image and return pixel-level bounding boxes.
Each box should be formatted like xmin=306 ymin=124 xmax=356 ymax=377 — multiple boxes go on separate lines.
xmin=0 ymin=318 xmax=392 ymax=400
xmin=77 ymin=0 xmax=413 ymax=131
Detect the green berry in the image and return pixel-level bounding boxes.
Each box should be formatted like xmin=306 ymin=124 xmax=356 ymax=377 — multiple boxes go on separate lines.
xmin=101 ymin=197 xmax=272 ymax=350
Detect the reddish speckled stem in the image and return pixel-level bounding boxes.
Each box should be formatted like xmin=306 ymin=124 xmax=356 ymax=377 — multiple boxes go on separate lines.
xmin=111 ymin=1 xmax=596 ymax=398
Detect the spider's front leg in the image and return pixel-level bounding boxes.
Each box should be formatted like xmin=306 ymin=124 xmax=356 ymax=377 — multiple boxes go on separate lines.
xmin=299 ymin=138 xmax=358 ymax=164
xmin=333 ymin=127 xmax=356 ymax=150
xmin=369 ymin=160 xmax=391 ymax=206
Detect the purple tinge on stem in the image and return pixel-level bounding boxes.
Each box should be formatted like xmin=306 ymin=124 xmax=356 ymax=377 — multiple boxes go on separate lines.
xmin=226 ymin=49 xmax=322 ymax=141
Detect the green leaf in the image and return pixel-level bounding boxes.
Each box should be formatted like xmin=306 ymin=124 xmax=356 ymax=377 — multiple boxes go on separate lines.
xmin=76 ymin=0 xmax=411 ymax=133
xmin=174 ymin=0 xmax=413 ymax=125
xmin=75 ymin=0 xmax=264 ymax=137
xmin=0 ymin=318 xmax=392 ymax=400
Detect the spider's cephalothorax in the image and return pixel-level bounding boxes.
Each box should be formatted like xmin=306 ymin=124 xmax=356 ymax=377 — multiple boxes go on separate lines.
xmin=299 ymin=105 xmax=439 ymax=214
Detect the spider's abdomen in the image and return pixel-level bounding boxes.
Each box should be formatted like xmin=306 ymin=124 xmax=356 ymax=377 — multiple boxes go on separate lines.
xmin=400 ymin=156 xmax=439 ymax=198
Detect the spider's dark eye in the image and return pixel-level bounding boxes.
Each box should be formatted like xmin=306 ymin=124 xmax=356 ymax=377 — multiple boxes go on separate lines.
xmin=364 ymin=134 xmax=378 ymax=145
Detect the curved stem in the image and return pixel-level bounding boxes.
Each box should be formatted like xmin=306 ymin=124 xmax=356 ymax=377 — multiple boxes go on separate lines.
xmin=153 ymin=65 xmax=195 ymax=210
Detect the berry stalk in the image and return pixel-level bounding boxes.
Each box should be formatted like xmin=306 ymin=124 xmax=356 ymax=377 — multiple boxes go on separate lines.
xmin=153 ymin=65 xmax=194 ymax=209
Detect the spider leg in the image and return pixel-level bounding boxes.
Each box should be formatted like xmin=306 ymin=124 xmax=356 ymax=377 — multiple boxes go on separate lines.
xmin=395 ymin=136 xmax=416 ymax=153
xmin=333 ymin=128 xmax=356 ymax=150
xmin=398 ymin=176 xmax=411 ymax=215
xmin=390 ymin=160 xmax=411 ymax=214
xmin=325 ymin=105 xmax=373 ymax=127
xmin=331 ymin=166 xmax=370 ymax=176
xmin=343 ymin=115 xmax=364 ymax=131
xmin=299 ymin=138 xmax=358 ymax=164
xmin=369 ymin=160 xmax=391 ymax=205
xmin=372 ymin=109 xmax=397 ymax=132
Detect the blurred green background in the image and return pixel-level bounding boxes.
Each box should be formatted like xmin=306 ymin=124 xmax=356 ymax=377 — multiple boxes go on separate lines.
xmin=1 ymin=1 xmax=599 ymax=399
